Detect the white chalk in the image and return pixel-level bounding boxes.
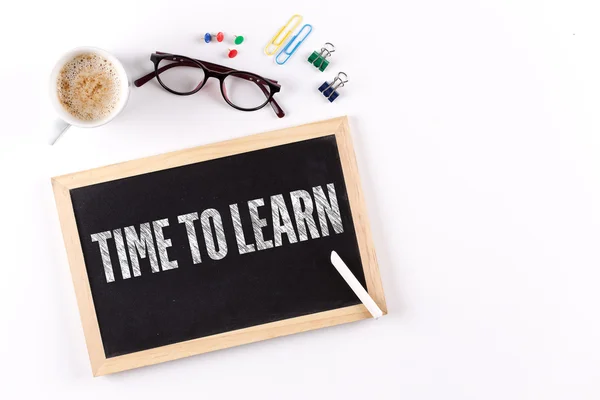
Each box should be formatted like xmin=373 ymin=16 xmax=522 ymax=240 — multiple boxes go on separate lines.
xmin=330 ymin=251 xmax=383 ymax=319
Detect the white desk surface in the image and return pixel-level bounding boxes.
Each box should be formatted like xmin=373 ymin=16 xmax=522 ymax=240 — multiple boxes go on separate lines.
xmin=1 ymin=1 xmax=599 ymax=398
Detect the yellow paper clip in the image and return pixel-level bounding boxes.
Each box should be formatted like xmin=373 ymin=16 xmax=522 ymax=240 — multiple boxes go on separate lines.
xmin=264 ymin=14 xmax=303 ymax=56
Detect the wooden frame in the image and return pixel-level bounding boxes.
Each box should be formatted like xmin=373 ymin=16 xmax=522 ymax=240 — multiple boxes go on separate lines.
xmin=52 ymin=116 xmax=387 ymax=376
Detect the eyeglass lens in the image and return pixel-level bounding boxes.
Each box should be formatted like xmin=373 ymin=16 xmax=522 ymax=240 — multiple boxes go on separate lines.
xmin=157 ymin=59 xmax=206 ymax=94
xmin=222 ymin=73 xmax=271 ymax=109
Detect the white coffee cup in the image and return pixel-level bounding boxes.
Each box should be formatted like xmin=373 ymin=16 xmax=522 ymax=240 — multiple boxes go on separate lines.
xmin=49 ymin=46 xmax=130 ymax=145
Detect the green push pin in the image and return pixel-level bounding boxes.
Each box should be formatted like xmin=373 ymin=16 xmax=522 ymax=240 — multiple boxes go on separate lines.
xmin=233 ymin=35 xmax=245 ymax=45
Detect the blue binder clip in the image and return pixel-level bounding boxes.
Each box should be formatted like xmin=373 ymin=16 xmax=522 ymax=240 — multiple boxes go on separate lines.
xmin=275 ymin=24 xmax=313 ymax=65
xmin=318 ymin=72 xmax=348 ymax=102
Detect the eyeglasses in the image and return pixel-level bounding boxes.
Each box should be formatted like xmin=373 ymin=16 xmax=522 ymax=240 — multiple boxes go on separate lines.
xmin=134 ymin=51 xmax=285 ymax=118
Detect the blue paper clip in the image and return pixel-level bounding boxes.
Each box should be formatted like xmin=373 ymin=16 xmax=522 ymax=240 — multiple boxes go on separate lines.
xmin=275 ymin=24 xmax=313 ymax=65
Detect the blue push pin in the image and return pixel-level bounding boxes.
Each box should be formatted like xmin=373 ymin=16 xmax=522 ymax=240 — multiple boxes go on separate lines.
xmin=318 ymin=72 xmax=348 ymax=102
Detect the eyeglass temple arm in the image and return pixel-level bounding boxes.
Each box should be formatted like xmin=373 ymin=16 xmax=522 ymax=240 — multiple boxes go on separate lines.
xmin=266 ymin=91 xmax=285 ymax=118
xmin=134 ymin=58 xmax=285 ymax=118
xmin=134 ymin=62 xmax=281 ymax=88
xmin=177 ymin=57 xmax=280 ymax=85
xmin=135 ymin=52 xmax=280 ymax=86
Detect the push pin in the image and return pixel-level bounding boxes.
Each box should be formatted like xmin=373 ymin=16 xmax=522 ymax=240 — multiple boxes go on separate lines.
xmin=227 ymin=48 xmax=238 ymax=58
xmin=204 ymin=32 xmax=224 ymax=43
xmin=308 ymin=42 xmax=335 ymax=72
xmin=233 ymin=35 xmax=245 ymax=45
xmin=318 ymin=72 xmax=348 ymax=102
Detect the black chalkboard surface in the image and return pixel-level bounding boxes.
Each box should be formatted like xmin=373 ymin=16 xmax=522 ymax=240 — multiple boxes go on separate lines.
xmin=52 ymin=117 xmax=386 ymax=375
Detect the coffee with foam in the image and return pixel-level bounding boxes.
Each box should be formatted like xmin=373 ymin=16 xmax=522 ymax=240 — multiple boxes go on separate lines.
xmin=57 ymin=53 xmax=122 ymax=122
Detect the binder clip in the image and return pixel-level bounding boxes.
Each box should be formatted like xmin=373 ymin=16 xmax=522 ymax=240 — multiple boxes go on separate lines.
xmin=308 ymin=42 xmax=335 ymax=72
xmin=318 ymin=72 xmax=348 ymax=102
xmin=264 ymin=14 xmax=303 ymax=56
xmin=275 ymin=24 xmax=312 ymax=65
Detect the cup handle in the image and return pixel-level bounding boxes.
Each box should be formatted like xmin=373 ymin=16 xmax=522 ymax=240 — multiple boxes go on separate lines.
xmin=49 ymin=119 xmax=71 ymax=145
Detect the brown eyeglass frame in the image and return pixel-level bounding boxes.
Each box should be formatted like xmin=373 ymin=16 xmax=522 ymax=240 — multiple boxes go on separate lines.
xmin=134 ymin=51 xmax=285 ymax=118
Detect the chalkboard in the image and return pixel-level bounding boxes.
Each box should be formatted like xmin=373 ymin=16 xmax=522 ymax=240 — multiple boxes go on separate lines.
xmin=52 ymin=117 xmax=386 ymax=376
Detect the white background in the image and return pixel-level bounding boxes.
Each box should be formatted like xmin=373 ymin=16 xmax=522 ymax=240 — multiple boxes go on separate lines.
xmin=1 ymin=0 xmax=599 ymax=398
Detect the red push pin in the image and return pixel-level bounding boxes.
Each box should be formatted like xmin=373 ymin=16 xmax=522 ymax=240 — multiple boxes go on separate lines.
xmin=227 ymin=48 xmax=238 ymax=58
xmin=204 ymin=32 xmax=224 ymax=43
